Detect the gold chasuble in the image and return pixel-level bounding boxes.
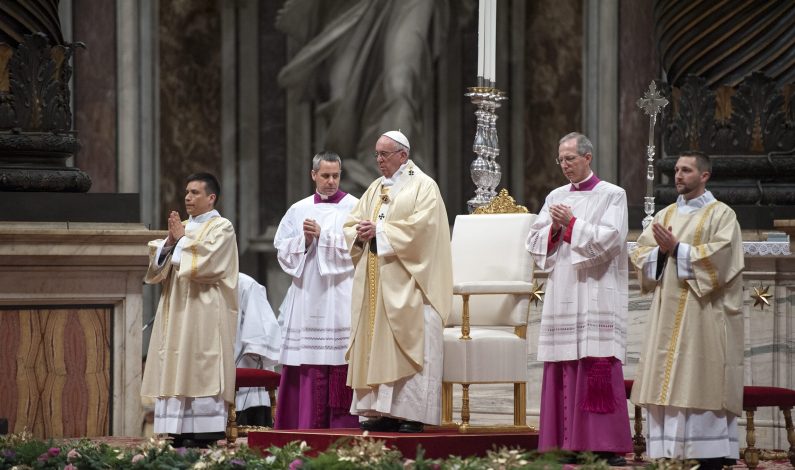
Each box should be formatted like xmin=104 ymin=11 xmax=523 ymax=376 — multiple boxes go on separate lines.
xmin=630 ymin=201 xmax=744 ymax=416
xmin=141 ymin=216 xmax=239 ymax=404
xmin=343 ymin=161 xmax=452 ymax=389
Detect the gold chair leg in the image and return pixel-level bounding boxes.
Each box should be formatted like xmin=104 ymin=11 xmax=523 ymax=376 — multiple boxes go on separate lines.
xmin=442 ymin=382 xmax=453 ymax=424
xmin=226 ymin=402 xmax=238 ymax=447
xmin=514 ymin=383 xmax=527 ymax=426
xmin=782 ymin=407 xmax=795 ymax=467
xmin=461 ymin=384 xmax=471 ymax=431
xmin=633 ymin=405 xmax=646 ymax=461
xmin=744 ymin=408 xmax=759 ymax=470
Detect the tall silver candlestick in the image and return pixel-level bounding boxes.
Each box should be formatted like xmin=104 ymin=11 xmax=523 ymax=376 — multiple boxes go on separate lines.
xmin=466 ymin=85 xmax=506 ymax=211
xmin=636 ymin=81 xmax=669 ymax=229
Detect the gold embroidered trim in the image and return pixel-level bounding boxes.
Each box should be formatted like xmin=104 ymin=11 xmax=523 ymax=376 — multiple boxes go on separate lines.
xmin=658 ymin=201 xmax=718 ymax=402
xmin=191 ymin=218 xmax=222 ymax=278
xmin=661 ymin=203 xmax=676 ymax=227
xmin=693 ymin=202 xmax=720 ymax=291
xmin=366 ymin=188 xmax=387 ymax=348
xmin=659 ymin=286 xmax=689 ymax=402
xmin=367 ymin=251 xmax=378 ymax=348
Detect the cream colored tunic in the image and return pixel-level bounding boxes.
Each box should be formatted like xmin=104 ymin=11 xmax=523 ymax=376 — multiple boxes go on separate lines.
xmin=141 ymin=213 xmax=239 ymax=405
xmin=343 ymin=161 xmax=453 ymax=388
xmin=630 ymin=196 xmax=744 ymax=416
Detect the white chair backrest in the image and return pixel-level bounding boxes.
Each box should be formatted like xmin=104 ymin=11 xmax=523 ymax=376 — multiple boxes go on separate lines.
xmin=448 ymin=213 xmax=536 ymax=327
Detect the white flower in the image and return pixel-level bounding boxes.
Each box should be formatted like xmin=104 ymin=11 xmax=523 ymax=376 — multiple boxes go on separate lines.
xmin=299 ymin=441 xmax=308 ymax=450
xmin=265 ymin=456 xmax=276 ymax=464
xmin=193 ymin=462 xmax=208 ymax=469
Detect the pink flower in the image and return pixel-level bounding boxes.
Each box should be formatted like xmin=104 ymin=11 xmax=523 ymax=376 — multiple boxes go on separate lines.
xmin=132 ymin=454 xmax=145 ymax=464
xmin=289 ymin=458 xmax=303 ymax=470
xmin=67 ymin=449 xmax=81 ymax=461
xmin=37 ymin=447 xmax=61 ymax=461
xmin=65 ymin=464 xmax=78 ymax=470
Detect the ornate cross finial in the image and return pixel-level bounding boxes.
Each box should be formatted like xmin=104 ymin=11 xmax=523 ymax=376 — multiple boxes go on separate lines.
xmin=637 ymin=81 xmax=669 ymax=117
xmin=637 ymin=80 xmax=670 ymax=229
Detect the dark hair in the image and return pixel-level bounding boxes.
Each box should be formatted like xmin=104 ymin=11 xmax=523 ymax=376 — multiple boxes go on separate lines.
xmin=185 ymin=172 xmax=221 ymax=205
xmin=679 ymin=150 xmax=712 ymax=173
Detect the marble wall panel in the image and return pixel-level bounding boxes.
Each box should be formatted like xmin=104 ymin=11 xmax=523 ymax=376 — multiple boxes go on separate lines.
xmin=0 ymin=307 xmax=111 ymax=438
xmin=73 ymin=0 xmax=117 ymax=193
xmin=523 ymin=0 xmax=583 ymax=214
xmin=158 ymin=0 xmax=222 ymax=227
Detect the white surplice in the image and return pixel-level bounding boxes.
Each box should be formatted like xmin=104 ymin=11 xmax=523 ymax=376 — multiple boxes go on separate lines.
xmin=274 ymin=193 xmax=358 ymax=366
xmin=526 ymin=181 xmax=628 ymax=362
xmin=234 ymin=273 xmax=281 ymax=411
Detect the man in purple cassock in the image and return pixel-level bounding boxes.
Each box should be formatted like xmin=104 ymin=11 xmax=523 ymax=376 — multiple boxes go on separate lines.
xmin=526 ymin=133 xmax=633 ymax=465
xmin=273 ymin=152 xmax=360 ymax=429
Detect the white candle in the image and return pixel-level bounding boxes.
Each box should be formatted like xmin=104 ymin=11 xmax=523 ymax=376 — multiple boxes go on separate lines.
xmin=485 ymin=0 xmax=492 ymax=82
xmin=489 ymin=0 xmax=496 ymax=84
xmin=478 ymin=0 xmax=485 ymax=79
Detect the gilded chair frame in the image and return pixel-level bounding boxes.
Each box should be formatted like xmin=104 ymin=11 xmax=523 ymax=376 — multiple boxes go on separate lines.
xmin=440 ymin=189 xmax=536 ymax=433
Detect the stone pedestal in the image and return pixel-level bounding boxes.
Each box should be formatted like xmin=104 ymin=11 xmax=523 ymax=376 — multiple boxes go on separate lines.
xmin=0 ymin=222 xmax=164 ymax=438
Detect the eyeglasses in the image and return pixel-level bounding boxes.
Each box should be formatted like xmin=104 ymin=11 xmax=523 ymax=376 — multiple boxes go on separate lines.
xmin=554 ymin=154 xmax=584 ymax=165
xmin=374 ymin=149 xmax=401 ymax=160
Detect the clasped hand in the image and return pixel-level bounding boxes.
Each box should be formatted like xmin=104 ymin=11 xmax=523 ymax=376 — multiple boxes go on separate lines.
xmin=356 ymin=219 xmax=376 ymax=242
xmin=549 ymin=203 xmax=573 ymax=231
xmin=303 ymin=218 xmax=321 ymax=247
xmin=165 ymin=211 xmax=185 ymax=246
xmin=652 ymin=223 xmax=678 ymax=255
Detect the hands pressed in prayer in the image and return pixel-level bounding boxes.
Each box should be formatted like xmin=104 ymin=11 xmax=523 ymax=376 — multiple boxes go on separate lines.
xmin=652 ymin=223 xmax=679 ymax=255
xmin=549 ymin=203 xmax=574 ymax=231
xmin=356 ymin=219 xmax=376 ymax=242
xmin=303 ymin=218 xmax=321 ymax=247
xmin=166 ymin=211 xmax=185 ymax=246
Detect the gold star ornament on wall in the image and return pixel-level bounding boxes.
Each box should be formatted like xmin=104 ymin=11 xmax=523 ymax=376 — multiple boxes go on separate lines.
xmin=530 ymin=281 xmax=544 ymax=306
xmin=751 ymin=285 xmax=773 ymax=309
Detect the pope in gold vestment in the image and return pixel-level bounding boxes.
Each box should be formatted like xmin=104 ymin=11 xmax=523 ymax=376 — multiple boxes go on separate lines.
xmin=343 ymin=159 xmax=452 ymax=424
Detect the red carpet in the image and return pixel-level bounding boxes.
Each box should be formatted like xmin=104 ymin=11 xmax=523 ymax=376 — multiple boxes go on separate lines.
xmin=247 ymin=427 xmax=539 ymax=459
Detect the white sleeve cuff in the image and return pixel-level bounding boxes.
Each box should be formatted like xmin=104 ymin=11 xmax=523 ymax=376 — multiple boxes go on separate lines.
xmin=643 ymin=246 xmax=661 ymax=280
xmin=676 ymin=242 xmax=694 ymax=280
xmin=171 ymin=236 xmax=187 ymax=267
xmin=375 ymin=228 xmax=395 ymax=257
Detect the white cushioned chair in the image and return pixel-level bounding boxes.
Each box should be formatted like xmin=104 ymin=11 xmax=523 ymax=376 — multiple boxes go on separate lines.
xmin=442 ymin=191 xmax=537 ymax=432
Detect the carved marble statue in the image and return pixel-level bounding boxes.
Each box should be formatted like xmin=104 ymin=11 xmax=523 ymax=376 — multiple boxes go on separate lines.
xmin=276 ymin=0 xmax=473 ymax=187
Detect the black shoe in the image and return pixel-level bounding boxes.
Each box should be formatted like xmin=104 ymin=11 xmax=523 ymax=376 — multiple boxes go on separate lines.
xmin=360 ymin=416 xmax=401 ymax=432
xmin=696 ymin=457 xmax=732 ymax=470
xmin=595 ymin=452 xmax=627 ymax=466
xmin=397 ymin=420 xmax=424 ymax=433
xmin=168 ymin=434 xmax=185 ymax=448
xmin=557 ymin=454 xmax=578 ymax=464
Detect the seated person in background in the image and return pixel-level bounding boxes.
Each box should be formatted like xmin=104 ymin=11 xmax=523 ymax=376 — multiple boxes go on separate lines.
xmin=234 ymin=273 xmax=282 ymax=427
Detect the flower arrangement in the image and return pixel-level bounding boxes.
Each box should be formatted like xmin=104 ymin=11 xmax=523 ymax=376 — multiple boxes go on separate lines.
xmin=0 ymin=430 xmax=693 ymax=469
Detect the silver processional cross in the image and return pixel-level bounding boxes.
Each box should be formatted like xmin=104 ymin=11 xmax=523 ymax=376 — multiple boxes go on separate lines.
xmin=637 ymin=81 xmax=669 ymax=229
